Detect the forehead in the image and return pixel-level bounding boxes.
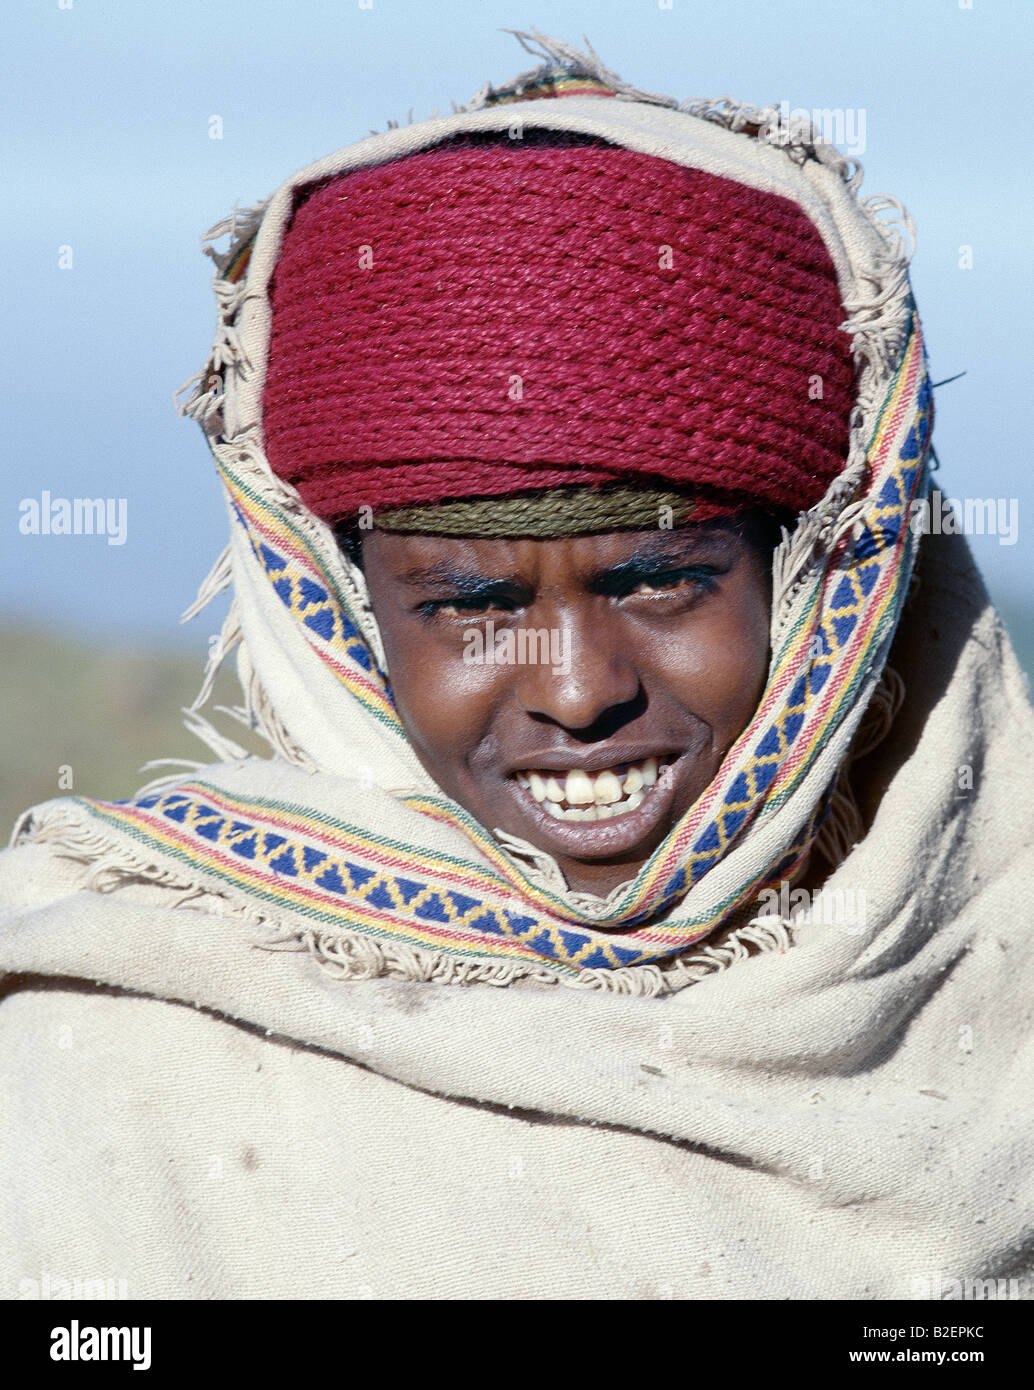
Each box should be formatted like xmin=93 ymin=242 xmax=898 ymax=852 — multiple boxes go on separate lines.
xmin=364 ymin=524 xmax=745 ymax=584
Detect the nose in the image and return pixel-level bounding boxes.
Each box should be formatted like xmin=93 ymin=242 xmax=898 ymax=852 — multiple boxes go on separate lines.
xmin=514 ymin=612 xmax=641 ymax=731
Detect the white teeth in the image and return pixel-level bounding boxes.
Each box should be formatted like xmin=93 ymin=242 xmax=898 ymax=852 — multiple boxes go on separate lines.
xmin=593 ymin=770 xmax=623 ymax=805
xmin=623 ymin=766 xmax=644 ymax=795
xmin=519 ymin=755 xmax=674 ymax=823
xmin=545 ymin=776 xmax=565 ymax=803
xmin=564 ymin=769 xmax=595 ymax=805
xmin=554 ymin=805 xmax=600 ymax=823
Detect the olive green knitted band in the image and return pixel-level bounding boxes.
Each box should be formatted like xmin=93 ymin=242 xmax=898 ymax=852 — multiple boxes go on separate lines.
xmin=372 ymin=484 xmax=704 ymax=538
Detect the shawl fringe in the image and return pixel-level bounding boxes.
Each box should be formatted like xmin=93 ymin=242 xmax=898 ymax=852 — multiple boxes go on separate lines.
xmin=12 ymin=802 xmax=795 ymax=999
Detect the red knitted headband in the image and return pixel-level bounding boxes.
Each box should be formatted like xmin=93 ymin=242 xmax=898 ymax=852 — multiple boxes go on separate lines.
xmin=262 ymin=139 xmax=855 ymax=527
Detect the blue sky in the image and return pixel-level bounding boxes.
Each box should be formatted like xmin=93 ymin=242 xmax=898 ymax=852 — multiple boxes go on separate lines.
xmin=3 ymin=0 xmax=1031 ymax=655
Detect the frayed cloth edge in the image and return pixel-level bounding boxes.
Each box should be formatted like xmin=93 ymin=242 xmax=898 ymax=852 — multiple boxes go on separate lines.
xmin=12 ymin=802 xmax=794 ymax=999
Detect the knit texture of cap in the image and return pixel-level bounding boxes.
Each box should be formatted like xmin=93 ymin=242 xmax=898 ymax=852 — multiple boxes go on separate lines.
xmin=261 ymin=140 xmax=857 ymax=527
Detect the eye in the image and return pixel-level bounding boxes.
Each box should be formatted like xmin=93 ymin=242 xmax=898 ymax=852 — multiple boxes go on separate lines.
xmin=620 ymin=566 xmax=721 ymax=598
xmin=416 ymin=593 xmax=521 ymax=619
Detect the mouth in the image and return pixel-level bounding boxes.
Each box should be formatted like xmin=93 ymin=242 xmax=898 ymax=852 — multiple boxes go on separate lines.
xmin=509 ymin=754 xmax=683 ymax=860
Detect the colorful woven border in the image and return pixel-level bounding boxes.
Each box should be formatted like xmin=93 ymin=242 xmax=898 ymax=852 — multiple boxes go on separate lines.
xmin=219 ymin=459 xmax=402 ymax=740
xmin=71 ymin=777 xmax=824 ymax=977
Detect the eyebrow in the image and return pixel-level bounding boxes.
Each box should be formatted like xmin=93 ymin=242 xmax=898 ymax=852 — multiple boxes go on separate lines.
xmin=591 ymin=532 xmax=737 ymax=587
xmin=396 ymin=529 xmax=737 ymax=592
xmin=397 ymin=563 xmax=528 ymax=598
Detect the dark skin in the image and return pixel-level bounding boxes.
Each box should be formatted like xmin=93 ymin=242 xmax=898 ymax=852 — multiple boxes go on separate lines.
xmin=360 ymin=518 xmax=775 ymax=899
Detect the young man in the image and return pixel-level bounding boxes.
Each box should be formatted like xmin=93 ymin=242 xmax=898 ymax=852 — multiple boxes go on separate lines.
xmin=1 ymin=33 xmax=1031 ymax=1301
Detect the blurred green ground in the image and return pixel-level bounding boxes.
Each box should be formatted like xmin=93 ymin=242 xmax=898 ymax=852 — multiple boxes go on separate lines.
xmin=2 ymin=598 xmax=1032 ymax=840
xmin=0 ymin=626 xmax=262 ymax=840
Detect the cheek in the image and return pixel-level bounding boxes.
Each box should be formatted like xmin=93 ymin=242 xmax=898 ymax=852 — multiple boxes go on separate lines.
xmin=378 ymin=623 xmax=504 ymax=766
xmin=649 ymin=584 xmax=770 ymax=732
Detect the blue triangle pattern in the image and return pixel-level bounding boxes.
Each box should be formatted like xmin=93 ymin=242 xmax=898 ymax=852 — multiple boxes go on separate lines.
xmin=259 ymin=543 xmax=286 ymax=573
xmin=879 ymin=474 xmax=903 ymax=508
xmin=447 ymin=891 xmax=480 ymax=917
xmin=302 ymin=845 xmax=327 ymax=873
xmin=753 ymin=758 xmax=779 ymax=793
xmin=466 ymin=911 xmax=504 ymax=936
xmin=579 ymin=946 xmax=613 ymax=969
xmin=808 ymin=663 xmax=830 ymax=696
xmin=689 ymin=853 xmax=716 ymax=883
xmin=858 ymin=561 xmax=880 ymax=596
xmin=693 ymin=821 xmax=722 ymax=855
xmin=725 ymin=771 xmax=750 ymax=806
xmin=298 ymin=577 xmax=328 ymax=607
xmin=853 ymin=527 xmax=882 ymax=562
xmin=664 ymin=868 xmax=687 ymax=897
xmin=393 ymin=877 xmax=423 ymax=906
xmin=559 ymin=928 xmax=588 ymax=955
xmin=527 ymin=929 xmax=558 ymax=959
xmin=610 ymin=944 xmax=644 ymax=966
xmin=304 ymin=607 xmax=336 ymax=641
xmin=783 ymin=708 xmax=806 ymax=743
xmin=414 ymin=893 xmax=450 ymax=923
xmin=315 ymin=863 xmax=347 ymax=894
xmin=363 ymin=882 xmax=397 ymax=910
xmin=503 ymin=909 xmax=539 ymax=937
xmin=831 ymin=575 xmax=856 ymax=611
xmin=756 ymin=724 xmax=784 ymax=759
xmin=719 ymin=805 xmax=748 ymax=840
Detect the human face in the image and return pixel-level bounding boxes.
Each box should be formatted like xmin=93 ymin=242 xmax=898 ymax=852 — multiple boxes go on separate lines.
xmin=361 ymin=520 xmax=773 ymax=898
